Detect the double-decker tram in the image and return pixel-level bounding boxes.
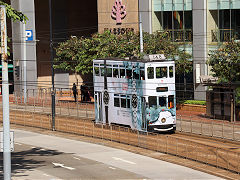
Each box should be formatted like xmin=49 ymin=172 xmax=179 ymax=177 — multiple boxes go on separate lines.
xmin=93 ymin=54 xmax=176 ymax=132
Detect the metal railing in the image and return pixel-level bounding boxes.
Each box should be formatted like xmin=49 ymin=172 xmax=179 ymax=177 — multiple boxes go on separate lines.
xmin=1 ymin=110 xmax=239 ymax=176
xmin=177 ymin=114 xmax=240 ymax=141
xmin=211 ymin=29 xmax=240 ymax=42
xmin=158 ymin=29 xmax=193 ymax=42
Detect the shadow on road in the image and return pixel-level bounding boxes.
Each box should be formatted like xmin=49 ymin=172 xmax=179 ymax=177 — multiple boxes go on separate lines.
xmin=0 ymin=147 xmax=64 ymax=179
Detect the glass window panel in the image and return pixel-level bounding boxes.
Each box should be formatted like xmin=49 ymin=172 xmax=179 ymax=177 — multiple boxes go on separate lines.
xmin=113 ymin=68 xmax=119 ymax=78
xmin=169 ymin=66 xmax=173 ymax=78
xmin=114 ymin=98 xmax=120 ymax=107
xmin=106 ymin=68 xmax=112 ymax=77
xmin=147 ymin=67 xmax=154 ymax=79
xmin=94 ymin=67 xmax=99 ymax=76
xmin=140 ymin=70 xmax=145 ymax=80
xmin=120 ymin=69 xmax=125 ymax=78
xmin=100 ymin=67 xmax=105 ymax=76
xmin=126 ymin=69 xmax=132 ymax=79
xmin=133 ymin=71 xmax=140 ymax=79
xmin=156 ymin=67 xmax=167 ymax=78
xmin=168 ymin=95 xmax=174 ymax=108
xmin=159 ymin=97 xmax=167 ymax=107
xmin=149 ymin=96 xmax=157 ymax=108
xmin=121 ymin=98 xmax=126 ymax=108
xmin=127 ymin=99 xmax=130 ymax=108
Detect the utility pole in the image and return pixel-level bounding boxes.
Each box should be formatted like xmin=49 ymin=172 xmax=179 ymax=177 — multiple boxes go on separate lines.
xmin=22 ymin=23 xmax=27 ymax=104
xmin=139 ymin=13 xmax=143 ymax=53
xmin=49 ymin=0 xmax=55 ymax=130
xmin=1 ymin=5 xmax=11 ymax=180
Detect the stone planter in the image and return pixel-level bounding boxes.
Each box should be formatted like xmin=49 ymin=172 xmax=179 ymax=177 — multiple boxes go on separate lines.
xmin=177 ymin=104 xmax=206 ymax=113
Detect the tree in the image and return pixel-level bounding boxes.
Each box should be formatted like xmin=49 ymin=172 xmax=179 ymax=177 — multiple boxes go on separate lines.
xmin=0 ymin=1 xmax=28 ymax=22
xmin=207 ymin=40 xmax=240 ymax=83
xmin=54 ymin=31 xmax=192 ymax=83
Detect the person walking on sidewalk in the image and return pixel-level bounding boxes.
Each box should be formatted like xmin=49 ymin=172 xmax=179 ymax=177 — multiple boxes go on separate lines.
xmin=72 ymin=83 xmax=77 ymax=102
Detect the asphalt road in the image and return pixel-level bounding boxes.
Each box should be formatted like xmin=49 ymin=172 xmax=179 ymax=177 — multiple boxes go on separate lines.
xmin=0 ymin=129 xmax=223 ymax=180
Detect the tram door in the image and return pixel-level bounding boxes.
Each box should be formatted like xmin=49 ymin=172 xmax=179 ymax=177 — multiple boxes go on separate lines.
xmin=141 ymin=97 xmax=147 ymax=131
xmin=94 ymin=92 xmax=103 ymax=123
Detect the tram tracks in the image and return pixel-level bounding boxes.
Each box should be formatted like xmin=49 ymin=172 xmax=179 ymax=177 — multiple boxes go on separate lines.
xmin=0 ymin=109 xmax=240 ymax=177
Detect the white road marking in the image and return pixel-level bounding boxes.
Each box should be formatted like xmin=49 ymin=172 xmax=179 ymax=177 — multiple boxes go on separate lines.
xmin=43 ymin=173 xmax=50 ymax=177
xmin=109 ymin=167 xmax=116 ymax=170
xmin=73 ymin=157 xmax=81 ymax=161
xmin=112 ymin=157 xmax=136 ymax=165
xmin=15 ymin=142 xmax=22 ymax=146
xmin=52 ymin=162 xmax=75 ymax=170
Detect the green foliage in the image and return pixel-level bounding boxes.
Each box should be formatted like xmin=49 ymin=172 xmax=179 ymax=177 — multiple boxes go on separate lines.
xmin=54 ymin=31 xmax=192 ymax=75
xmin=0 ymin=1 xmax=28 ymax=22
xmin=207 ymin=40 xmax=240 ymax=83
xmin=179 ymin=100 xmax=206 ymax=105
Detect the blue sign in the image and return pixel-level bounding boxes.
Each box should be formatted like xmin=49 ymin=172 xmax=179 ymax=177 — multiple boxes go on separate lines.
xmin=26 ymin=30 xmax=33 ymax=41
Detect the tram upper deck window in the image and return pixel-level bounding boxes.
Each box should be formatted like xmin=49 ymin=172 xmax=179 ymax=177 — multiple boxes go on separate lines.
xmin=126 ymin=69 xmax=132 ymax=79
xmin=156 ymin=67 xmax=167 ymax=78
xmin=149 ymin=96 xmax=157 ymax=107
xmin=120 ymin=65 xmax=125 ymax=78
xmin=94 ymin=66 xmax=99 ymax=76
xmin=113 ymin=65 xmax=119 ymax=78
xmin=140 ymin=68 xmax=145 ymax=80
xmin=169 ymin=66 xmax=174 ymax=78
xmin=106 ymin=66 xmax=112 ymax=77
xmin=159 ymin=97 xmax=167 ymax=107
xmin=133 ymin=70 xmax=140 ymax=80
xmin=147 ymin=67 xmax=154 ymax=79
xmin=168 ymin=95 xmax=174 ymax=109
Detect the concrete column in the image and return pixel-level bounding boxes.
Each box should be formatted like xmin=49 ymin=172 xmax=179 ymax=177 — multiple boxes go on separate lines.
xmin=139 ymin=0 xmax=152 ymax=33
xmin=11 ymin=0 xmax=37 ymax=96
xmin=192 ymin=0 xmax=208 ymax=100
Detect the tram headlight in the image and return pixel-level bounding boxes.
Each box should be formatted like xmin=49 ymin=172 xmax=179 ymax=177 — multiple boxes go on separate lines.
xmin=161 ymin=118 xmax=166 ymax=123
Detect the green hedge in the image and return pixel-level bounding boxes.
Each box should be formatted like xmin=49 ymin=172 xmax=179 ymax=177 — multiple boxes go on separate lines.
xmin=179 ymin=100 xmax=206 ymax=106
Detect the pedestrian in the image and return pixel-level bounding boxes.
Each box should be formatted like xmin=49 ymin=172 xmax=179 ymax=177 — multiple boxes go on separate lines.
xmin=72 ymin=83 xmax=77 ymax=102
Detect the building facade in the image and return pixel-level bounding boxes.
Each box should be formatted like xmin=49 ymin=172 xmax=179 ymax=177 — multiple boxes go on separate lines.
xmin=151 ymin=0 xmax=240 ymax=100
xmin=10 ymin=0 xmax=98 ymax=94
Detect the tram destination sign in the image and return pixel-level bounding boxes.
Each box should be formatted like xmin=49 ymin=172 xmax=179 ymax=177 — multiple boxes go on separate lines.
xmin=149 ymin=54 xmax=166 ymax=61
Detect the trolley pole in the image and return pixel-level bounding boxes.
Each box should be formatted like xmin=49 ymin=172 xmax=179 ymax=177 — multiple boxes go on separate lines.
xmin=49 ymin=0 xmax=55 ymax=130
xmin=1 ymin=5 xmax=11 ymax=180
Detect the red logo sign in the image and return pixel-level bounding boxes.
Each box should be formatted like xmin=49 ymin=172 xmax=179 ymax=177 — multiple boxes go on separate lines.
xmin=111 ymin=0 xmax=127 ymax=24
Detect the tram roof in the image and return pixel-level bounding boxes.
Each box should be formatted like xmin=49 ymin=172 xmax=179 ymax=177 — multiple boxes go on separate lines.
xmin=94 ymin=57 xmax=174 ymax=63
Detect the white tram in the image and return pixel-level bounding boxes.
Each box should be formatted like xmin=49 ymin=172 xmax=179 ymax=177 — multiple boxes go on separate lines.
xmin=93 ymin=54 xmax=176 ymax=132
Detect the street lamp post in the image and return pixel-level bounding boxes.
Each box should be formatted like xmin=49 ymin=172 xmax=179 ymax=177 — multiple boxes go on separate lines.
xmin=49 ymin=0 xmax=55 ymax=130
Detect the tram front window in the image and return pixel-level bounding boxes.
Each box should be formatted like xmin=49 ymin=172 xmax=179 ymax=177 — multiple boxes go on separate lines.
xmin=159 ymin=97 xmax=166 ymax=107
xmin=149 ymin=96 xmax=157 ymax=108
xmin=156 ymin=67 xmax=167 ymax=78
xmin=94 ymin=67 xmax=99 ymax=76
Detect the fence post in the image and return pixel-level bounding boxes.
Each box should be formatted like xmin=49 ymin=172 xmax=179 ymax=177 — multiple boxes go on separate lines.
xmin=180 ymin=115 xmax=182 ymax=132
xmin=166 ymin=136 xmax=168 ymax=154
xmin=222 ymin=120 xmax=224 ymax=138
xmin=233 ymin=123 xmax=235 ymax=141
xmin=190 ymin=116 xmax=192 ymax=133
xmin=68 ymin=101 xmax=70 ymax=116
xmin=211 ymin=119 xmax=213 ymax=137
